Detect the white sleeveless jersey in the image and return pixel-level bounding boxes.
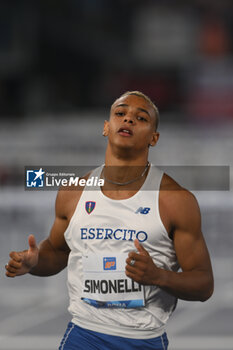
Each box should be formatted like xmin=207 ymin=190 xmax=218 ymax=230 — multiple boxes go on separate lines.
xmin=64 ymin=165 xmax=180 ymax=339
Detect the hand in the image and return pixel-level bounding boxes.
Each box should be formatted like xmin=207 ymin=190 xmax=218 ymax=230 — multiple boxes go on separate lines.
xmin=5 ymin=235 xmax=39 ymax=278
xmin=125 ymin=239 xmax=161 ymax=285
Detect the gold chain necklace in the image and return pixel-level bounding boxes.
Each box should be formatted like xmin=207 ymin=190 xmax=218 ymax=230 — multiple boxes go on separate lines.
xmin=103 ymin=162 xmax=149 ymax=186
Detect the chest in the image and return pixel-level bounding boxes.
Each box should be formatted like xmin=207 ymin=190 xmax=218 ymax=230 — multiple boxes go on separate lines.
xmin=69 ymin=190 xmax=168 ymax=255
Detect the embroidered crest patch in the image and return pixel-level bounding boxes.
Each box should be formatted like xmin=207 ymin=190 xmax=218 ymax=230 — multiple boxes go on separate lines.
xmin=85 ymin=201 xmax=96 ymax=214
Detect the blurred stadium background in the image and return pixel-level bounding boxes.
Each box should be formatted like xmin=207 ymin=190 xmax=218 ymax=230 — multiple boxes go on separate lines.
xmin=0 ymin=1 xmax=233 ymax=349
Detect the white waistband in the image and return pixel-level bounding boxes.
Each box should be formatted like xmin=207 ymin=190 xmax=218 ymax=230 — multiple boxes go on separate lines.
xmin=71 ymin=317 xmax=165 ymax=340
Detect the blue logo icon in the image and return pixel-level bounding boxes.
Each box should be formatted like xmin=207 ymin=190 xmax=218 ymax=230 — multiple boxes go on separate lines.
xmin=26 ymin=168 xmax=45 ymax=188
xmin=85 ymin=201 xmax=96 ymax=214
xmin=103 ymin=257 xmax=116 ymax=270
xmin=135 ymin=207 xmax=151 ymax=214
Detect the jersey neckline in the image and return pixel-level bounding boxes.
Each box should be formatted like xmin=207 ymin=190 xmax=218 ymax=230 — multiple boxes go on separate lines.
xmin=94 ymin=163 xmax=153 ymax=202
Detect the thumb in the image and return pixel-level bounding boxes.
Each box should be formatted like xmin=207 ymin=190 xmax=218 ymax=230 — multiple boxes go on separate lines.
xmin=134 ymin=239 xmax=149 ymax=256
xmin=28 ymin=234 xmax=38 ymax=252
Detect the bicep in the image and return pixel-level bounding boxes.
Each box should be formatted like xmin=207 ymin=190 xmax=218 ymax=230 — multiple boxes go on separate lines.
xmin=46 ymin=189 xmax=71 ymax=255
xmin=173 ymin=193 xmax=212 ymax=273
xmin=45 ymin=185 xmax=84 ymax=259
xmin=174 ymin=228 xmax=212 ymax=273
xmin=48 ymin=215 xmax=70 ymax=254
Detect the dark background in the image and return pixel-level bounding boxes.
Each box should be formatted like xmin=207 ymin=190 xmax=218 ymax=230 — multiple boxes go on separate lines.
xmin=1 ymin=0 xmax=233 ymax=121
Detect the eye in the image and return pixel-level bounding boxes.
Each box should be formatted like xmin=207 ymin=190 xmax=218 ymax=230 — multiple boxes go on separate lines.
xmin=115 ymin=111 xmax=125 ymax=116
xmin=137 ymin=116 xmax=147 ymax=122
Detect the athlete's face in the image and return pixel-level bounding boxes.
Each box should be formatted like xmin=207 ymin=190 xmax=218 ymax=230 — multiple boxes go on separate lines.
xmin=103 ymin=94 xmax=159 ymax=151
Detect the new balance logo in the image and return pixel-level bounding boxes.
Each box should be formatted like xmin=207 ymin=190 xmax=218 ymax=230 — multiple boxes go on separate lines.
xmin=135 ymin=207 xmax=151 ymax=214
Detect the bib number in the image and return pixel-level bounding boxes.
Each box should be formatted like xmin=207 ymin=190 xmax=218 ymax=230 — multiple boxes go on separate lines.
xmin=81 ymin=253 xmax=145 ymax=308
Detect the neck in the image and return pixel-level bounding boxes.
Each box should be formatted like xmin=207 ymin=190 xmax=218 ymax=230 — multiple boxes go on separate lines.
xmin=103 ymin=145 xmax=149 ymax=186
xmin=105 ymin=144 xmax=149 ymax=167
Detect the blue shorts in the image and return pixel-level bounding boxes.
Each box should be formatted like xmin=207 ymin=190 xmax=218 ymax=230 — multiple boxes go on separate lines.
xmin=59 ymin=322 xmax=168 ymax=350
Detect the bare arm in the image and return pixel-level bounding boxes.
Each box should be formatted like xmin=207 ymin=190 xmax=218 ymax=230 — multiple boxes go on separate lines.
xmin=125 ymin=189 xmax=214 ymax=302
xmin=29 ymin=214 xmax=70 ymax=276
xmin=155 ymin=190 xmax=214 ymax=301
xmin=5 ymin=188 xmax=76 ymax=278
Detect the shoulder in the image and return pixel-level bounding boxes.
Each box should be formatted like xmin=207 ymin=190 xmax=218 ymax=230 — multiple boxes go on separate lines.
xmin=160 ymin=173 xmax=201 ymax=231
xmin=160 ymin=173 xmax=198 ymax=204
xmin=55 ymin=171 xmax=92 ymax=220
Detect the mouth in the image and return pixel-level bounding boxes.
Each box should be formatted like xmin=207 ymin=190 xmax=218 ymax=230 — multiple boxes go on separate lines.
xmin=118 ymin=127 xmax=133 ymax=136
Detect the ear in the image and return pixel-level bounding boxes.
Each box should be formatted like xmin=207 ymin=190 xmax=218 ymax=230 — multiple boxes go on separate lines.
xmin=149 ymin=132 xmax=160 ymax=147
xmin=103 ymin=120 xmax=109 ymax=137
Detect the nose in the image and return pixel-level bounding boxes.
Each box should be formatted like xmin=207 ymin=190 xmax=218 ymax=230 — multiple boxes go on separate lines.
xmin=123 ymin=113 xmax=134 ymax=124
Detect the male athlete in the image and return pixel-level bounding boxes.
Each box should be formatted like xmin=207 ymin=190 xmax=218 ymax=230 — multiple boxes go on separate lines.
xmin=5 ymin=91 xmax=214 ymax=350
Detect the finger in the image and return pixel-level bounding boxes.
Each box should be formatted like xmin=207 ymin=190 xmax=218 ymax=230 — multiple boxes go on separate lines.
xmin=9 ymin=251 xmax=22 ymax=263
xmin=127 ymin=251 xmax=146 ymax=262
xmin=128 ymin=251 xmax=139 ymax=261
xmin=126 ymin=257 xmax=147 ymax=274
xmin=125 ymin=263 xmax=138 ymax=274
xmin=28 ymin=234 xmax=37 ymax=252
xmin=126 ymin=256 xmax=138 ymax=267
xmin=5 ymin=270 xmax=16 ymax=278
xmin=134 ymin=239 xmax=149 ymax=256
xmin=125 ymin=269 xmax=141 ymax=283
xmin=5 ymin=264 xmax=17 ymax=274
xmin=8 ymin=259 xmax=22 ymax=269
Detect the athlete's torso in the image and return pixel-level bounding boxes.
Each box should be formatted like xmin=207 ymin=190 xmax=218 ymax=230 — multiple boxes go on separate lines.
xmin=64 ymin=165 xmax=180 ymax=339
